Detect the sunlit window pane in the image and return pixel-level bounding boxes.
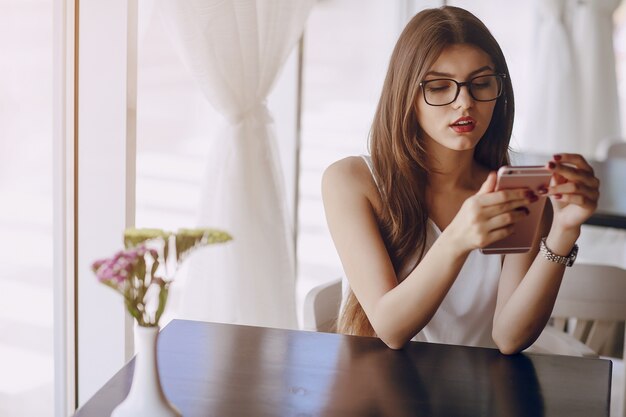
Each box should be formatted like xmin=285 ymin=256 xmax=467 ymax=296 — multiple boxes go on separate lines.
xmin=135 ymin=3 xmax=219 ymax=322
xmin=0 ymin=1 xmax=53 ymax=416
xmin=297 ymin=0 xmax=401 ymax=318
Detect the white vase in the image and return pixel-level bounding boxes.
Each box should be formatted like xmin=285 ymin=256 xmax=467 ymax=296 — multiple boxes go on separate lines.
xmin=112 ymin=325 xmax=182 ymax=417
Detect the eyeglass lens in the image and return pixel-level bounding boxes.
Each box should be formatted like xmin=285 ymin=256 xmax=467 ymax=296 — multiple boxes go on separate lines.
xmin=423 ymin=75 xmax=503 ymax=106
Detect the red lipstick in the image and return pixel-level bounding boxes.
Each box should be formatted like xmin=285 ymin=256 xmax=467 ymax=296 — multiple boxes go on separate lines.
xmin=450 ymin=116 xmax=476 ymax=133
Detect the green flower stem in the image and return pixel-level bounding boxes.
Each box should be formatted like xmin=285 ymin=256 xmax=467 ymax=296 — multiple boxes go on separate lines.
xmin=96 ymin=227 xmax=232 ymax=328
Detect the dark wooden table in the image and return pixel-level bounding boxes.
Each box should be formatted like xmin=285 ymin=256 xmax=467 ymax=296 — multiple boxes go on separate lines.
xmin=74 ymin=319 xmax=612 ymax=417
xmin=513 ymin=153 xmax=626 ymax=230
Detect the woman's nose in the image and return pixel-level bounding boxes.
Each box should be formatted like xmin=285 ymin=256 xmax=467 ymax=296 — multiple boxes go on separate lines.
xmin=453 ymin=85 xmax=474 ymax=109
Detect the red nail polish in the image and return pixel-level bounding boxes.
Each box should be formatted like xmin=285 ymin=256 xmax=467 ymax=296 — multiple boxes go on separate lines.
xmin=537 ymin=187 xmax=547 ymax=195
xmin=554 ymin=194 xmax=562 ymax=199
xmin=553 ymin=154 xmax=562 ymax=161
xmin=548 ymin=162 xmax=556 ymax=169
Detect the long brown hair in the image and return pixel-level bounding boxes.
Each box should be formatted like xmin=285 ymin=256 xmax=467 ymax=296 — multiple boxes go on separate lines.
xmin=338 ymin=6 xmax=514 ymax=336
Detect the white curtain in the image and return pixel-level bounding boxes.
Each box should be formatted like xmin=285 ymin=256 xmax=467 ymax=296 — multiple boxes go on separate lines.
xmin=157 ymin=0 xmax=314 ymax=329
xmin=571 ymin=0 xmax=622 ymax=157
xmin=522 ymin=0 xmax=621 ymax=158
xmin=523 ymin=0 xmax=581 ymax=155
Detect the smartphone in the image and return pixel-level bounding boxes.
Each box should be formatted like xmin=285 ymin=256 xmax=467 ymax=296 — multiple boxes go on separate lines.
xmin=480 ymin=166 xmax=552 ymax=254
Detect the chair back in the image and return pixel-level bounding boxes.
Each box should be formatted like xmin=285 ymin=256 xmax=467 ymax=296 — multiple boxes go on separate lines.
xmin=302 ymin=278 xmax=342 ymax=332
xmin=596 ymin=138 xmax=626 ymax=160
xmin=553 ymin=263 xmax=626 ymax=322
xmin=551 ymin=263 xmax=626 ymax=417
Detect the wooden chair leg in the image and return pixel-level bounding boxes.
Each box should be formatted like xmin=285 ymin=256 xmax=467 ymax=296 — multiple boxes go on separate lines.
xmin=552 ymin=317 xmax=567 ymax=332
xmin=571 ymin=319 xmax=591 ymax=342
xmin=587 ymin=321 xmax=614 ymax=354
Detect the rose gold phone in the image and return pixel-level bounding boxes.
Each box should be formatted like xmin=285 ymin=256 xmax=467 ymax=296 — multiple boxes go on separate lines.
xmin=480 ymin=166 xmax=552 ymax=254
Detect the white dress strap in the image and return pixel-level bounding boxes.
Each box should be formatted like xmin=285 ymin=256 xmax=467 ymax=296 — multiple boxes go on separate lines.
xmin=359 ymin=154 xmax=380 ymax=191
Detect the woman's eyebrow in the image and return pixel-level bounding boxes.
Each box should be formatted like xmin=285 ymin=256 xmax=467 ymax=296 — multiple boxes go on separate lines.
xmin=424 ymin=65 xmax=495 ymax=78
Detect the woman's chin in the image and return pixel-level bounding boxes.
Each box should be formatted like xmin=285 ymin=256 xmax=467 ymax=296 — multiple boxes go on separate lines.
xmin=443 ymin=137 xmax=480 ymax=152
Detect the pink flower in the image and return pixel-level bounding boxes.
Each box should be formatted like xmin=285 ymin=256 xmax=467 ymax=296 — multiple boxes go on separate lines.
xmin=91 ymin=258 xmax=107 ymax=272
xmin=93 ymin=227 xmax=231 ymax=327
xmin=92 ymin=245 xmax=148 ymax=285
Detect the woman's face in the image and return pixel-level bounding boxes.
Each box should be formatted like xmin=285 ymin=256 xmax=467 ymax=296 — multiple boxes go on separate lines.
xmin=416 ymin=43 xmax=498 ymax=153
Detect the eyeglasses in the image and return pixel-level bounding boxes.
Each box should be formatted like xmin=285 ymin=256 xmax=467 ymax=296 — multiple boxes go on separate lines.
xmin=419 ymin=74 xmax=506 ymax=106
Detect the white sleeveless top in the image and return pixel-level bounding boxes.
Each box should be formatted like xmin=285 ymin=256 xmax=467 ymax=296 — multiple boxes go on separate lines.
xmin=358 ymin=155 xmax=502 ymax=348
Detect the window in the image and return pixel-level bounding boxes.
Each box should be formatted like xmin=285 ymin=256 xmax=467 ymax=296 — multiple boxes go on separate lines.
xmin=297 ymin=0 xmax=408 ymax=318
xmin=135 ymin=5 xmax=217 ymax=321
xmin=134 ymin=5 xmax=300 ymax=325
xmin=0 ymin=1 xmax=54 ymax=416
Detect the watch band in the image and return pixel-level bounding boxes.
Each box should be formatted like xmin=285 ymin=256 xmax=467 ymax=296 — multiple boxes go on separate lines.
xmin=539 ymin=237 xmax=578 ymax=267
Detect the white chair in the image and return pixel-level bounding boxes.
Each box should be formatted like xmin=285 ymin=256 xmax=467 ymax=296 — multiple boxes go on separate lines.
xmin=302 ymin=277 xmax=342 ymax=333
xmin=596 ymin=137 xmax=626 ymax=160
xmin=548 ymin=263 xmax=626 ymax=417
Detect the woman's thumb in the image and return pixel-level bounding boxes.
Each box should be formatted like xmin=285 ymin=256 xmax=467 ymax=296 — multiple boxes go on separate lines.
xmin=477 ymin=171 xmax=497 ymax=195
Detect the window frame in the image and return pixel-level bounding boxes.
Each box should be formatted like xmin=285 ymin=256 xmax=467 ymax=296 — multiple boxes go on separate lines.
xmin=53 ymin=0 xmax=77 ymax=414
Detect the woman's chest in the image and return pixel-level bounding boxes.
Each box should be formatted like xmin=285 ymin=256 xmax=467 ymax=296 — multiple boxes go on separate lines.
xmin=427 ymin=190 xmax=475 ymax=231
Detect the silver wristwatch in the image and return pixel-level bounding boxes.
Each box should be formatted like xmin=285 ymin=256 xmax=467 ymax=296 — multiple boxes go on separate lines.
xmin=539 ymin=237 xmax=578 ymax=267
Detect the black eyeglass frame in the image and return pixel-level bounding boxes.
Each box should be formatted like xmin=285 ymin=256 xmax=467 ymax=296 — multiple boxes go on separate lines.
xmin=418 ymin=73 xmax=507 ymax=106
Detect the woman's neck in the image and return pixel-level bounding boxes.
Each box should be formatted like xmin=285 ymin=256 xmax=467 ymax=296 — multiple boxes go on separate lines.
xmin=423 ymin=148 xmax=489 ymax=232
xmin=426 ymin=149 xmax=483 ymax=192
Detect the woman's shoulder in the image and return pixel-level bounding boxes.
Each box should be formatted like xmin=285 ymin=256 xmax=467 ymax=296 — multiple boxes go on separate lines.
xmin=324 ymin=155 xmax=370 ymax=179
xmin=322 ymin=156 xmax=380 ymax=205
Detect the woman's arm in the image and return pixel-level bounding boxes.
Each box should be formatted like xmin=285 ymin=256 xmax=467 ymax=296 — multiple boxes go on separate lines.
xmin=492 ymin=154 xmax=599 ymax=354
xmin=323 ymin=157 xmax=532 ymax=349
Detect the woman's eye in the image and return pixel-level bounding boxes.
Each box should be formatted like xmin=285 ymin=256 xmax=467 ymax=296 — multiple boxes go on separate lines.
xmin=427 ymin=83 xmax=451 ymax=92
xmin=472 ymin=81 xmax=491 ymax=89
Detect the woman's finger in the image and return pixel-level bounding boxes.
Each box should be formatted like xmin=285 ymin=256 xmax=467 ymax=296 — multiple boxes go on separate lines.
xmin=551 ymin=193 xmax=597 ymax=209
xmin=482 ymin=198 xmax=533 ymax=218
xmin=476 ymin=171 xmax=497 ymax=195
xmin=544 ymin=182 xmax=599 ymax=201
xmin=485 ymin=209 xmax=529 ymax=231
xmin=482 ymin=225 xmax=515 ymax=247
xmin=552 ymin=153 xmax=594 ymax=175
xmin=547 ymin=161 xmax=598 ymax=188
xmin=477 ymin=188 xmax=535 ymax=207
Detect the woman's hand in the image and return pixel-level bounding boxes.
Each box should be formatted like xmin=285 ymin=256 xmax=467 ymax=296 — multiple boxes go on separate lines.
xmin=446 ymin=172 xmax=536 ymax=253
xmin=542 ymin=153 xmax=600 ymax=232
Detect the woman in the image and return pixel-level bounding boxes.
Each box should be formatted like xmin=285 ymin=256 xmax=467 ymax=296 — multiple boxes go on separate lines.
xmin=322 ymin=6 xmax=599 ymax=354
